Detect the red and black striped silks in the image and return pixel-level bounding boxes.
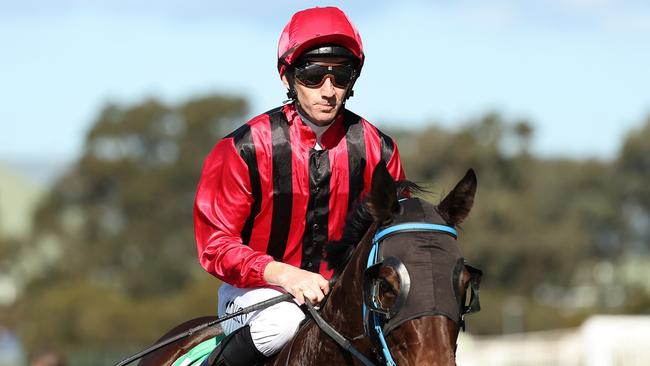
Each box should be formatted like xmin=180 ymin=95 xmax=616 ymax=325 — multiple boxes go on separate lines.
xmin=194 ymin=103 xmax=405 ymax=287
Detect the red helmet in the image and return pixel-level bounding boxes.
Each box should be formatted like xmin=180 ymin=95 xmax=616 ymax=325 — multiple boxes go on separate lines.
xmin=277 ymin=7 xmax=365 ymax=78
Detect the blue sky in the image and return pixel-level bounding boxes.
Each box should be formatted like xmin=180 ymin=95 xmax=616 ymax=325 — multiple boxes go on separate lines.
xmin=2 ymin=0 xmax=650 ymax=167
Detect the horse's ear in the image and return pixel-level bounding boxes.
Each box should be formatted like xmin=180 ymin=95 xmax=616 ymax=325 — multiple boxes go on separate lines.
xmin=367 ymin=161 xmax=399 ymax=224
xmin=438 ymin=169 xmax=477 ymax=226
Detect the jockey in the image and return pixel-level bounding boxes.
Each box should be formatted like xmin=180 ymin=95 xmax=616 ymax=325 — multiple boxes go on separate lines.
xmin=194 ymin=6 xmax=406 ymax=366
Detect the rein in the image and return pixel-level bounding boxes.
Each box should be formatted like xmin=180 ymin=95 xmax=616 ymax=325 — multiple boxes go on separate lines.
xmin=114 ymin=292 xmax=294 ymax=366
xmin=115 ymin=279 xmax=374 ymax=366
xmin=304 ymin=301 xmax=376 ymax=366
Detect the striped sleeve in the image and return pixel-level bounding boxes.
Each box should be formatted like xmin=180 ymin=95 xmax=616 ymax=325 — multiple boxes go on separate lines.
xmin=193 ymin=131 xmax=274 ymax=287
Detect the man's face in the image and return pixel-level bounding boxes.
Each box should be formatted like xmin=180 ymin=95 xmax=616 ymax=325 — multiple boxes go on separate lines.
xmin=283 ymin=57 xmax=354 ymax=126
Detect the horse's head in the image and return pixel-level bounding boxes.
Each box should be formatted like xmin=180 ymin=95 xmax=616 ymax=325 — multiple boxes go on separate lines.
xmin=326 ymin=162 xmax=481 ymax=366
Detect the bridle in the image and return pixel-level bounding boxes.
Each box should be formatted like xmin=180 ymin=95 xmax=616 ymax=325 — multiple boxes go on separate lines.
xmin=305 ymin=217 xmax=482 ymax=366
xmin=363 ymin=222 xmax=460 ymax=366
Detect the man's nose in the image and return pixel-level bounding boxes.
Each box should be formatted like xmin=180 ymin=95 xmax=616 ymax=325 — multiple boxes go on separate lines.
xmin=320 ymin=76 xmax=336 ymax=97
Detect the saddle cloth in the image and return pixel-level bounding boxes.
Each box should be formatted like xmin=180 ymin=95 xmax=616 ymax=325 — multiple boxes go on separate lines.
xmin=172 ymin=334 xmax=225 ymax=366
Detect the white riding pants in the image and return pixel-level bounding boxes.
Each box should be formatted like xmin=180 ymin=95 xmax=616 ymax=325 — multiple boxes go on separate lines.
xmin=217 ymin=283 xmax=305 ymax=356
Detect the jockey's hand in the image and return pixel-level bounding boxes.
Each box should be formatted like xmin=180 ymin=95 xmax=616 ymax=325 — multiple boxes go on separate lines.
xmin=263 ymin=261 xmax=330 ymax=306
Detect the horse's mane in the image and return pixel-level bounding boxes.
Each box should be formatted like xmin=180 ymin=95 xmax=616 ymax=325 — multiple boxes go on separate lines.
xmin=325 ymin=180 xmax=425 ymax=276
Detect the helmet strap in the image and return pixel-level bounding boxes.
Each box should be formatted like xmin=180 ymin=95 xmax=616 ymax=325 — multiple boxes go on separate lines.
xmin=283 ymin=70 xmax=298 ymax=103
xmin=344 ymin=71 xmax=359 ymax=100
xmin=286 ymin=88 xmax=297 ymax=101
xmin=345 ymin=87 xmax=355 ymax=100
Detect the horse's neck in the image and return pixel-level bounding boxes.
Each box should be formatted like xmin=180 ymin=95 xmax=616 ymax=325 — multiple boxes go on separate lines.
xmin=321 ymin=223 xmax=377 ymax=333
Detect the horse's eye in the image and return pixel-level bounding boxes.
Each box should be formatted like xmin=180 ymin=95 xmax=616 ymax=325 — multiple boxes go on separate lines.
xmin=377 ymin=271 xmax=400 ymax=310
xmin=379 ymin=279 xmax=396 ymax=297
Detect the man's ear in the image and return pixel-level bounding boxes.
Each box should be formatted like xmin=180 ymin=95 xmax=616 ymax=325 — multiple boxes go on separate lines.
xmin=281 ymin=74 xmax=290 ymax=90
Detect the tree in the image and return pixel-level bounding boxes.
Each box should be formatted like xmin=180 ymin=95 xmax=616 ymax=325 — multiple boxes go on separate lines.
xmin=30 ymin=95 xmax=247 ymax=297
xmin=389 ymin=113 xmax=619 ymax=295
xmin=16 ymin=94 xmax=248 ymax=352
xmin=616 ymin=115 xmax=650 ymax=254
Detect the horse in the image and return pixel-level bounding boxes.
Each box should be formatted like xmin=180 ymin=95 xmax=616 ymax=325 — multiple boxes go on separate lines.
xmin=136 ymin=162 xmax=481 ymax=366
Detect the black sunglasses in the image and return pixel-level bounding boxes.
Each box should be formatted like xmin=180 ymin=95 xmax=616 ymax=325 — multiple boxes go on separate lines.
xmin=293 ymin=63 xmax=356 ymax=89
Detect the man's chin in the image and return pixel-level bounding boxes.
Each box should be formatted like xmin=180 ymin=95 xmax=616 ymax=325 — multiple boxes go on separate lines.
xmin=315 ymin=114 xmax=337 ymax=125
xmin=316 ymin=105 xmax=342 ymax=123
xmin=298 ymin=103 xmax=341 ymax=125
